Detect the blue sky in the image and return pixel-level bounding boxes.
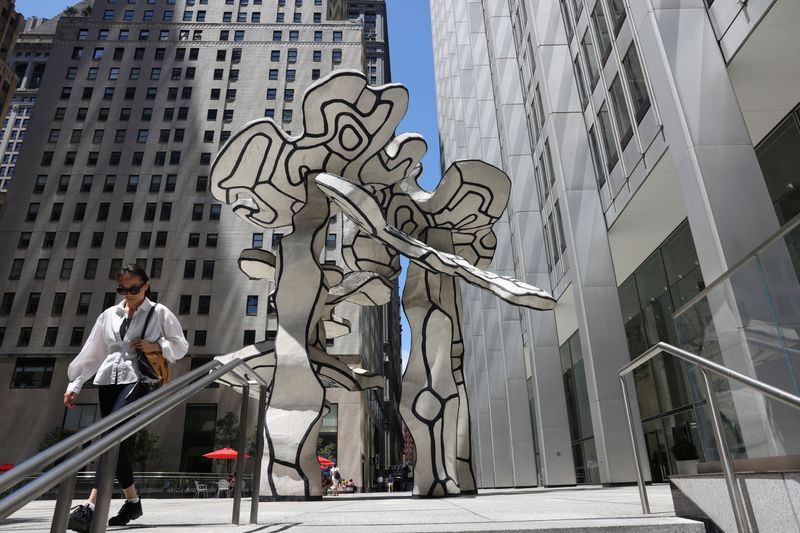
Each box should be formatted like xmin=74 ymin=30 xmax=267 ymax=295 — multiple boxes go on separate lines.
xmin=15 ymin=0 xmax=441 ymax=365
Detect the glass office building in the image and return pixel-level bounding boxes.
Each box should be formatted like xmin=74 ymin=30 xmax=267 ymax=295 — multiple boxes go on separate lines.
xmin=430 ymin=0 xmax=800 ymax=487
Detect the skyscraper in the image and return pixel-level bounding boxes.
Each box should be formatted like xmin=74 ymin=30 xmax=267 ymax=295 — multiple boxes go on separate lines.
xmin=0 ymin=4 xmax=92 ymax=198
xmin=430 ymin=0 xmax=800 ymax=489
xmin=0 ymin=0 xmax=22 ymax=130
xmin=0 ymin=0 xmax=400 ymax=490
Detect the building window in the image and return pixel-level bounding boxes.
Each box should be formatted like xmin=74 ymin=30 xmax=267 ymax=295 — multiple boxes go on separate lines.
xmin=325 ymin=233 xmax=337 ymax=250
xmin=43 ymin=327 xmax=59 ymax=347
xmin=607 ymin=0 xmax=627 ymax=35
xmin=252 ymin=233 xmax=263 ymax=248
xmin=9 ymin=258 xmax=23 ymax=280
xmin=34 ymin=259 xmax=49 ymax=280
xmin=60 ymin=259 xmax=74 ymax=280
xmin=194 ymin=331 xmax=207 ymax=346
xmin=0 ymin=292 xmax=14 ymax=315
xmin=596 ymin=102 xmax=619 ymax=171
xmin=201 ymin=261 xmax=214 ymax=279
xmin=580 ymin=32 xmax=600 ymax=88
xmin=26 ymin=292 xmax=41 ymax=315
xmin=77 ymin=293 xmax=92 ymax=315
xmin=609 ymin=75 xmax=633 ymax=147
xmin=179 ymin=295 xmax=192 ymax=314
xmin=241 ymin=295 xmax=259 ymax=318
xmin=179 ymin=405 xmax=217 ymax=472
xmin=11 ymin=358 xmax=55 ymax=388
xmin=622 ymin=45 xmax=651 ymax=124
xmin=198 ymin=295 xmax=211 ymax=315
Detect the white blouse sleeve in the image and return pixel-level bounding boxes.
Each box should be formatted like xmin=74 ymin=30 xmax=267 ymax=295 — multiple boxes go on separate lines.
xmin=66 ymin=312 xmax=109 ymax=394
xmin=156 ymin=305 xmax=189 ymax=364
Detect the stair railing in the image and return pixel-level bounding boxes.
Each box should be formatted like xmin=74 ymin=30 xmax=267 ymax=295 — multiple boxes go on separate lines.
xmin=0 ymin=346 xmax=272 ymax=533
xmin=619 ymin=341 xmax=800 ymax=533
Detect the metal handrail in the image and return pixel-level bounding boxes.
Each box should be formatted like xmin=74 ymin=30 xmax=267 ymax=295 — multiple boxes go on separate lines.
xmin=672 ymin=211 xmax=800 ymax=318
xmin=619 ymin=341 xmax=800 ymax=533
xmin=0 ymin=353 xmax=271 ymax=532
xmin=0 ymin=359 xmax=223 ymax=494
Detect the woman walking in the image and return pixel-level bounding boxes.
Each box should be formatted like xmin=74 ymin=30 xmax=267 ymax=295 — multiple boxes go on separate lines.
xmin=64 ymin=264 xmax=188 ymax=532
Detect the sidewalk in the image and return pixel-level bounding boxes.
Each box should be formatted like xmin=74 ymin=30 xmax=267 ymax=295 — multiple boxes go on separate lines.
xmin=0 ymin=485 xmax=703 ymax=532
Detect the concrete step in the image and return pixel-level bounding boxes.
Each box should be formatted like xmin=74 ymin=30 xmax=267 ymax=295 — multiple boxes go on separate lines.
xmin=1 ymin=486 xmax=705 ymax=533
xmin=671 ymin=471 xmax=800 ymax=532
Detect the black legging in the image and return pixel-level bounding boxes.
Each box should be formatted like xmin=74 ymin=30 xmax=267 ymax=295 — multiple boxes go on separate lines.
xmin=93 ymin=383 xmax=144 ymax=489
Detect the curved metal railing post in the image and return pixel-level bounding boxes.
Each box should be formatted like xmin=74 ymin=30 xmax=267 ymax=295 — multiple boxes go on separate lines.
xmin=89 ymin=445 xmax=119 ymax=533
xmin=619 ymin=341 xmax=800 ymax=532
xmin=0 ymin=345 xmax=272 ymax=531
xmin=0 ymin=360 xmax=223 ymax=494
xmin=619 ymin=374 xmax=649 ymax=514
xmin=50 ymin=463 xmax=79 ymax=533
xmin=701 ymin=369 xmax=752 ymax=533
xmin=249 ymin=385 xmax=268 ymax=524
xmin=232 ymin=383 xmax=249 ymax=525
xmin=0 ymin=358 xmax=253 ymax=521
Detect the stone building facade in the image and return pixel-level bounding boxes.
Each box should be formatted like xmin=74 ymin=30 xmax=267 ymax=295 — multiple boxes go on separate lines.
xmin=0 ymin=0 xmax=400 ymax=491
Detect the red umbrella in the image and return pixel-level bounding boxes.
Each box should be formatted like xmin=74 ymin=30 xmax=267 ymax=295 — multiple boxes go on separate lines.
xmin=0 ymin=464 xmax=14 ymax=472
xmin=202 ymin=448 xmax=250 ymax=459
xmin=318 ymin=456 xmax=334 ymax=468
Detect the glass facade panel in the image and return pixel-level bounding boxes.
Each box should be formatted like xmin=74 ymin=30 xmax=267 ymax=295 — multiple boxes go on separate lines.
xmin=597 ymin=102 xmax=619 ymax=170
xmin=180 ymin=404 xmax=217 ymax=472
xmin=756 ymin=114 xmax=800 ymax=224
xmin=622 ymin=46 xmax=651 ymax=124
xmin=590 ymin=2 xmax=612 ymax=63
xmin=619 ymin=220 xmax=707 ymax=478
xmin=560 ymin=331 xmax=598 ymax=483
xmin=609 ymin=75 xmax=633 ymax=147
xmin=580 ymin=32 xmax=600 ymax=88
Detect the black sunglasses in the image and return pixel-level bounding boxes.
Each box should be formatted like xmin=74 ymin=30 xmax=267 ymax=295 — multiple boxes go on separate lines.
xmin=116 ymin=283 xmax=146 ymax=295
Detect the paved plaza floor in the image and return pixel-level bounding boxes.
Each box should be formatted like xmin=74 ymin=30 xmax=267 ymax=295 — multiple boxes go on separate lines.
xmin=1 ymin=485 xmax=703 ymax=532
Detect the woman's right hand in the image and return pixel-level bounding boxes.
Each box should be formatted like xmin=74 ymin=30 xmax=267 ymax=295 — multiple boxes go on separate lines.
xmin=63 ymin=391 xmax=77 ymax=409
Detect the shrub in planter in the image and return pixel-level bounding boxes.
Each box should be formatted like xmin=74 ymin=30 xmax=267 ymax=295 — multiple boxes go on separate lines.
xmin=671 ymin=438 xmax=699 ymax=461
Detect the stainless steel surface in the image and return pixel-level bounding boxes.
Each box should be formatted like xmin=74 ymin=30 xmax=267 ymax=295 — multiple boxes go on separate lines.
xmin=0 ymin=358 xmax=246 ymax=520
xmin=250 ymin=385 xmax=267 ymax=524
xmin=701 ymin=369 xmax=752 ymax=533
xmin=618 ymin=343 xmax=800 ymax=410
xmin=618 ymin=341 xmax=800 ymax=529
xmin=89 ymin=445 xmax=119 ymax=533
xmin=232 ymin=383 xmax=249 ymax=525
xmin=672 ymin=211 xmax=800 ymax=318
xmin=49 ymin=472 xmax=77 ymax=533
xmin=619 ymin=375 xmax=650 ymax=514
xmin=0 ymin=359 xmax=223 ymax=494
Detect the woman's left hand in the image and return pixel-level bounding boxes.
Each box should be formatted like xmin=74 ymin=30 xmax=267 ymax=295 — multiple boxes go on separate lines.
xmin=131 ymin=340 xmax=160 ymax=352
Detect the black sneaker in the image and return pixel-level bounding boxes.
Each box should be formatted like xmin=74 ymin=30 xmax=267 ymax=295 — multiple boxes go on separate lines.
xmin=67 ymin=503 xmax=93 ymax=533
xmin=107 ymin=500 xmax=143 ymax=527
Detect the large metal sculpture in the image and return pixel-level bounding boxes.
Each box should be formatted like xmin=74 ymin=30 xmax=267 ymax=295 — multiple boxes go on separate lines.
xmin=211 ymin=70 xmax=555 ymax=500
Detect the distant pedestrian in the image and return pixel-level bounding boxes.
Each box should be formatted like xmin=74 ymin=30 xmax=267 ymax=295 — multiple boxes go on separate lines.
xmin=387 ymin=474 xmax=395 ymax=492
xmin=376 ymin=472 xmax=384 ymax=492
xmin=330 ymin=463 xmax=342 ymax=496
xmin=64 ymin=264 xmax=188 ymax=532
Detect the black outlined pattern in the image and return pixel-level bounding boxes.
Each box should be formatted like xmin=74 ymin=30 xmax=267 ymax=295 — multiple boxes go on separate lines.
xmin=212 ymin=70 xmax=554 ymax=499
xmin=210 ymin=71 xmax=422 ymax=499
xmin=316 ymin=168 xmax=555 ymax=497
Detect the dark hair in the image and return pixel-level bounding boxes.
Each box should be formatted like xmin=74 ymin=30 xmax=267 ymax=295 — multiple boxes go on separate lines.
xmin=117 ymin=263 xmax=151 ymax=298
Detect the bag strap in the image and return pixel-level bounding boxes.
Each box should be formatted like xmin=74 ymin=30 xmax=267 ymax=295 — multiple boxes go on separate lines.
xmin=140 ymin=305 xmax=156 ymax=342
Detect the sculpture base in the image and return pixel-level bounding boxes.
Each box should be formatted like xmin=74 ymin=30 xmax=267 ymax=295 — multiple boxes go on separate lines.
xmin=259 ymin=495 xmax=323 ymax=502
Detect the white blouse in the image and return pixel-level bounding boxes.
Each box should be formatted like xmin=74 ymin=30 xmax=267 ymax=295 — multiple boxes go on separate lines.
xmin=66 ymin=298 xmax=189 ymax=394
